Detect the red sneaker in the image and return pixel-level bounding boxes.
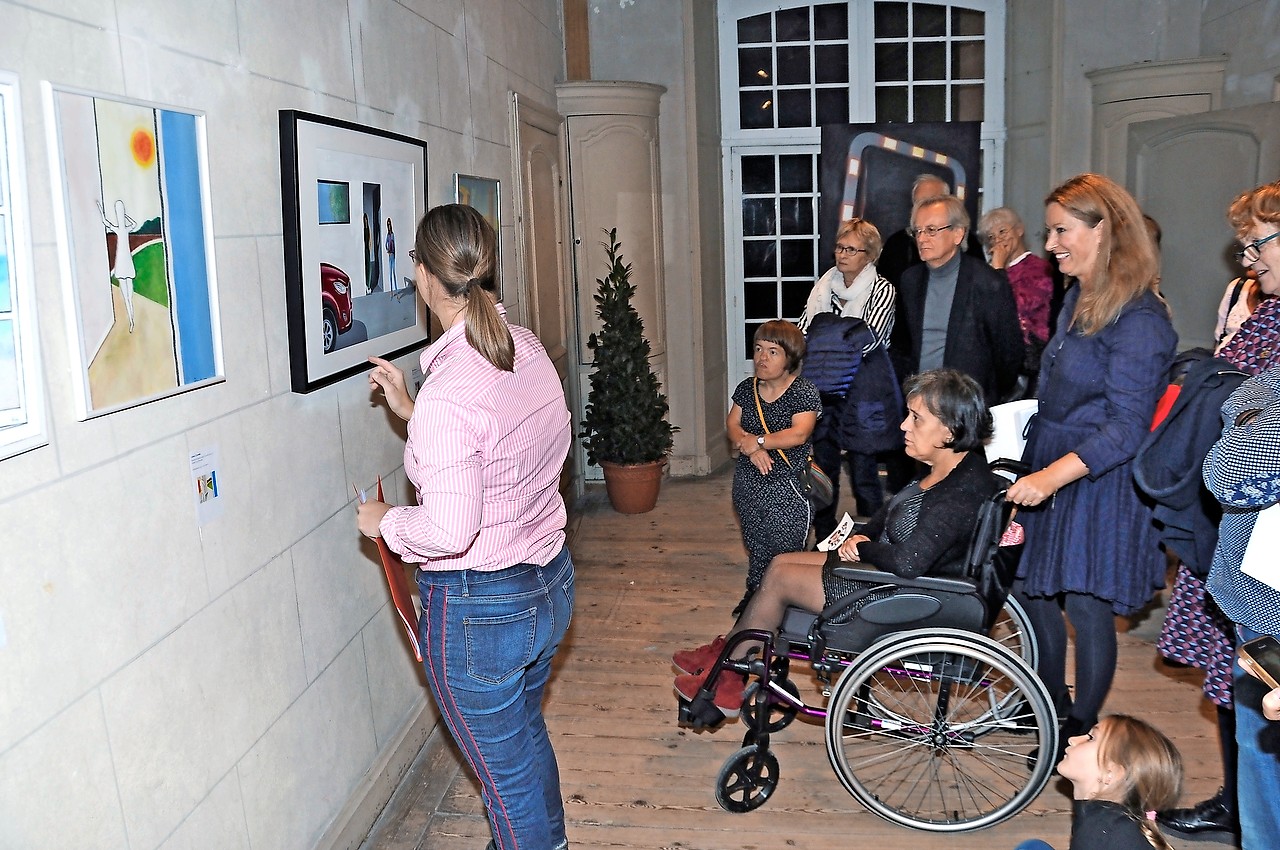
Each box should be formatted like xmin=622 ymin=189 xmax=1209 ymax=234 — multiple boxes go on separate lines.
xmin=673 ymin=635 xmax=727 ymax=675
xmin=674 ymin=669 xmax=745 ymax=719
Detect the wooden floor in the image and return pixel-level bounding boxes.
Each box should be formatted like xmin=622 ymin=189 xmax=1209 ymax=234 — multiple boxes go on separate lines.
xmin=360 ymin=470 xmax=1234 ymax=850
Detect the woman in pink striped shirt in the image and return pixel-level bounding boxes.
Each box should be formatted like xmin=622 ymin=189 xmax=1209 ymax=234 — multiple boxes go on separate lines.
xmin=358 ymin=204 xmax=575 ymax=850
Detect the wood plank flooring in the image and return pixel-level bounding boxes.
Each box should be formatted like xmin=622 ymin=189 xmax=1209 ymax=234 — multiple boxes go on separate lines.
xmin=360 ymin=470 xmax=1233 ymax=850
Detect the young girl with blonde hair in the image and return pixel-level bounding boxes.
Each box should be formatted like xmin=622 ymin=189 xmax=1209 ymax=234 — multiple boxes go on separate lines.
xmin=1015 ymin=714 xmax=1183 ymax=850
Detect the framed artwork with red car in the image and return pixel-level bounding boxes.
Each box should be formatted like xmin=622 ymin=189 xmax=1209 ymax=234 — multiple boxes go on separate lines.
xmin=279 ymin=110 xmax=429 ymax=393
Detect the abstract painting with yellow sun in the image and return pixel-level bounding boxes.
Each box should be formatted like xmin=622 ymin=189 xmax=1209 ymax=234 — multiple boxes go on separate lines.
xmin=47 ymin=87 xmax=223 ymax=419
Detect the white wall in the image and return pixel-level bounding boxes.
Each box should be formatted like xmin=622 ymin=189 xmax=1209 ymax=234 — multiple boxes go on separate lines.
xmin=587 ymin=0 xmax=728 ymax=476
xmin=0 ymin=1 xmax=565 ymax=848
xmin=1203 ymin=0 xmax=1280 ymax=107
xmin=1003 ymin=0 xmax=1200 ymax=211
xmin=1002 ymin=0 xmax=1280 ymax=214
xmin=1002 ymin=0 xmax=1056 ymax=235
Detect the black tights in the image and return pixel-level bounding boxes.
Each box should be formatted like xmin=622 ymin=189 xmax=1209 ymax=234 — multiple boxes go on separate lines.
xmin=1219 ymin=704 xmax=1238 ymax=806
xmin=1014 ymin=585 xmax=1117 ymax=728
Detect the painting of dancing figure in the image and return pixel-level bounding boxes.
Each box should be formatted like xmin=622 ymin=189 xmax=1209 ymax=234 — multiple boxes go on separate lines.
xmin=98 ymin=198 xmax=138 ymax=332
xmin=46 ymin=86 xmax=223 ymax=418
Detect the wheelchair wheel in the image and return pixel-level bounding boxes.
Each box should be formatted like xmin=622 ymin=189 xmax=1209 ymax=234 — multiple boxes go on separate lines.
xmin=824 ymin=629 xmax=1057 ymax=832
xmin=741 ymin=678 xmax=801 ymax=733
xmin=990 ymin=595 xmax=1038 ymax=668
xmin=715 ymin=745 xmax=779 ymax=813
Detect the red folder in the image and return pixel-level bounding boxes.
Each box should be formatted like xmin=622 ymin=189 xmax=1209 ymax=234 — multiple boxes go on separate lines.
xmin=373 ymin=477 xmax=423 ymax=662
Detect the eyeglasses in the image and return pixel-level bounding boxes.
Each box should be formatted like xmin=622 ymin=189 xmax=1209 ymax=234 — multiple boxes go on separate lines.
xmin=1236 ymin=231 xmax=1280 ymax=265
xmin=834 ymin=244 xmax=868 ymax=255
xmin=981 ymin=226 xmax=1013 ymax=245
xmin=907 ymin=224 xmax=955 ymax=240
xmin=408 ymin=249 xmax=418 ymax=263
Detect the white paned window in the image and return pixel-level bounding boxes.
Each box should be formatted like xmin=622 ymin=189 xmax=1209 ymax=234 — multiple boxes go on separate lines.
xmin=720 ymin=1 xmax=1006 ymax=383
xmin=0 ymin=72 xmax=46 ymax=459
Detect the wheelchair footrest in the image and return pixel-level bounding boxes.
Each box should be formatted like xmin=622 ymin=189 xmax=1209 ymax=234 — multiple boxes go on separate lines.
xmin=677 ymin=693 xmax=729 ymax=729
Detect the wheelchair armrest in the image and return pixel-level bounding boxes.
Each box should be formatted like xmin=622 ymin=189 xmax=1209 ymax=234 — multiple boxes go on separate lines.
xmin=830 ymin=566 xmax=976 ymax=595
xmin=806 ymin=582 xmax=898 ymax=662
xmin=816 ymin=581 xmax=897 ymax=625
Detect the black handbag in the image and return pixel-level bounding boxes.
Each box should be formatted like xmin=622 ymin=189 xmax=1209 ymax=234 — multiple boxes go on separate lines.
xmin=797 ymin=456 xmax=835 ymax=509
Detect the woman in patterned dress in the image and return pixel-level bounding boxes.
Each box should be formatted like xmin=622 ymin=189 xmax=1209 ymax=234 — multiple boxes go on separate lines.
xmin=1156 ymin=181 xmax=1280 ymax=837
xmin=726 ymin=320 xmax=821 ymax=614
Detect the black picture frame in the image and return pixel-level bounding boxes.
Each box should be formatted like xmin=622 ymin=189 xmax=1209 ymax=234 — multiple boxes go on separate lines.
xmin=818 ymin=121 xmax=982 ymax=260
xmin=279 ymin=110 xmax=429 ymax=393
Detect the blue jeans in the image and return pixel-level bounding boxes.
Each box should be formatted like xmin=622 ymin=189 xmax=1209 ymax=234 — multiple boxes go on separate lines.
xmin=1235 ymin=625 xmax=1280 ymax=850
xmin=417 ymin=546 xmax=575 ymax=850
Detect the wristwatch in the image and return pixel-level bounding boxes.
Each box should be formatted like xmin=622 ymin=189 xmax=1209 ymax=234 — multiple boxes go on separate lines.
xmin=756 ymin=435 xmax=766 ymax=450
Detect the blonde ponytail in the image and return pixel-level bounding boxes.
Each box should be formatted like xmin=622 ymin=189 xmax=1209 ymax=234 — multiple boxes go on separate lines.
xmin=464 ymin=284 xmax=514 ymax=372
xmin=414 ymin=204 xmax=514 ymax=371
xmin=1136 ymin=817 xmax=1175 ymax=850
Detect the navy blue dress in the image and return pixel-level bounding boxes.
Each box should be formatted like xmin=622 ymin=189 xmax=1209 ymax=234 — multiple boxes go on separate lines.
xmin=1017 ymin=287 xmax=1177 ymax=614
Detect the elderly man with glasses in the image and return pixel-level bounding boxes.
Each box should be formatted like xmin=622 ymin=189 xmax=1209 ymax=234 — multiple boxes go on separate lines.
xmin=889 ymin=193 xmax=1024 ymax=402
xmin=884 ymin=194 xmax=1024 ymax=490
xmin=877 ymin=174 xmax=985 ymax=290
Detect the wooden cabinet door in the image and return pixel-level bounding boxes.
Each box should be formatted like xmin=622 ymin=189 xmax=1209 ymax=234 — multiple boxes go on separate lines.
xmin=1128 ymin=102 xmax=1280 ymax=350
xmin=511 ymin=93 xmax=579 ymax=500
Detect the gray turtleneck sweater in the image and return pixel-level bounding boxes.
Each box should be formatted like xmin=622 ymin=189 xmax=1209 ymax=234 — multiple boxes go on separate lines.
xmin=919 ymin=250 xmax=961 ymax=372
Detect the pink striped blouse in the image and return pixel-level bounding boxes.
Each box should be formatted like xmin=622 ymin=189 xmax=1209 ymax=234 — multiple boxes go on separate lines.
xmin=378 ymin=306 xmax=572 ymax=572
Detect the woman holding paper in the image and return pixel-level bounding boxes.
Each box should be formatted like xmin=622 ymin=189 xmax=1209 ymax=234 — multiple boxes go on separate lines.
xmin=357 ymin=204 xmax=574 ymax=850
xmin=1203 ymin=364 xmax=1280 ymax=850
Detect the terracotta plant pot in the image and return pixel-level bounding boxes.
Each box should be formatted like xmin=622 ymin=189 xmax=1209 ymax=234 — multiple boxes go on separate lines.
xmin=600 ymin=459 xmax=666 ymax=514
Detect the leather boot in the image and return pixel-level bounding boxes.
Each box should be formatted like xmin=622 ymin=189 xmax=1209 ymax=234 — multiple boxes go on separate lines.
xmin=1157 ymin=787 xmax=1239 ymax=836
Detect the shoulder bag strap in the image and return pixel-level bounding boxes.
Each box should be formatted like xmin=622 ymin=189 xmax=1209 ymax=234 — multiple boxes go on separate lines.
xmin=753 ymin=378 xmax=793 ymax=468
xmin=1219 ymin=277 xmax=1249 ymax=346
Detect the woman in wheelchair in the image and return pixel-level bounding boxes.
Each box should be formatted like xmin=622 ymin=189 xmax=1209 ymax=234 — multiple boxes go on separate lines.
xmin=675 ymin=368 xmax=997 ymax=715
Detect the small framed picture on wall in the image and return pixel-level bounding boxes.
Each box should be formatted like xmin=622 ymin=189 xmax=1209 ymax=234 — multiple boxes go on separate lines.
xmin=454 ymin=173 xmax=501 ymax=295
xmin=1 ymin=71 xmax=45 ymax=457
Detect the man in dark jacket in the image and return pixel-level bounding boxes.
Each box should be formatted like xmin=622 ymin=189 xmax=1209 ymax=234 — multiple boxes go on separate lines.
xmin=879 ymin=174 xmax=986 ymax=289
xmin=885 ymin=194 xmax=1024 ymax=489
xmin=889 ymin=193 xmax=1024 ymax=404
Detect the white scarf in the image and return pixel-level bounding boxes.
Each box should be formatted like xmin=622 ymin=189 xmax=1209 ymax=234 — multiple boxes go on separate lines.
xmin=813 ymin=262 xmax=878 ymax=319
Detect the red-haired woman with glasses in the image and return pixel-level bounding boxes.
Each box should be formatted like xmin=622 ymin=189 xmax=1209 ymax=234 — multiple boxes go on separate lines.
xmin=1155 ymin=181 xmax=1280 ymax=838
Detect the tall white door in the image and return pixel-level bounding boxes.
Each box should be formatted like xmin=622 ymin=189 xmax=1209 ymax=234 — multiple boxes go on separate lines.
xmin=558 ymin=81 xmax=667 ymax=482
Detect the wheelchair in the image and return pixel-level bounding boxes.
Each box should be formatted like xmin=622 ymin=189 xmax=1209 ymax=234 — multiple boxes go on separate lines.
xmin=676 ymin=461 xmax=1057 ymax=833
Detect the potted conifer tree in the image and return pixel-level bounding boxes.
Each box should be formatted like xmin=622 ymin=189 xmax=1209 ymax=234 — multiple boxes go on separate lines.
xmin=579 ymin=229 xmax=678 ymax=513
